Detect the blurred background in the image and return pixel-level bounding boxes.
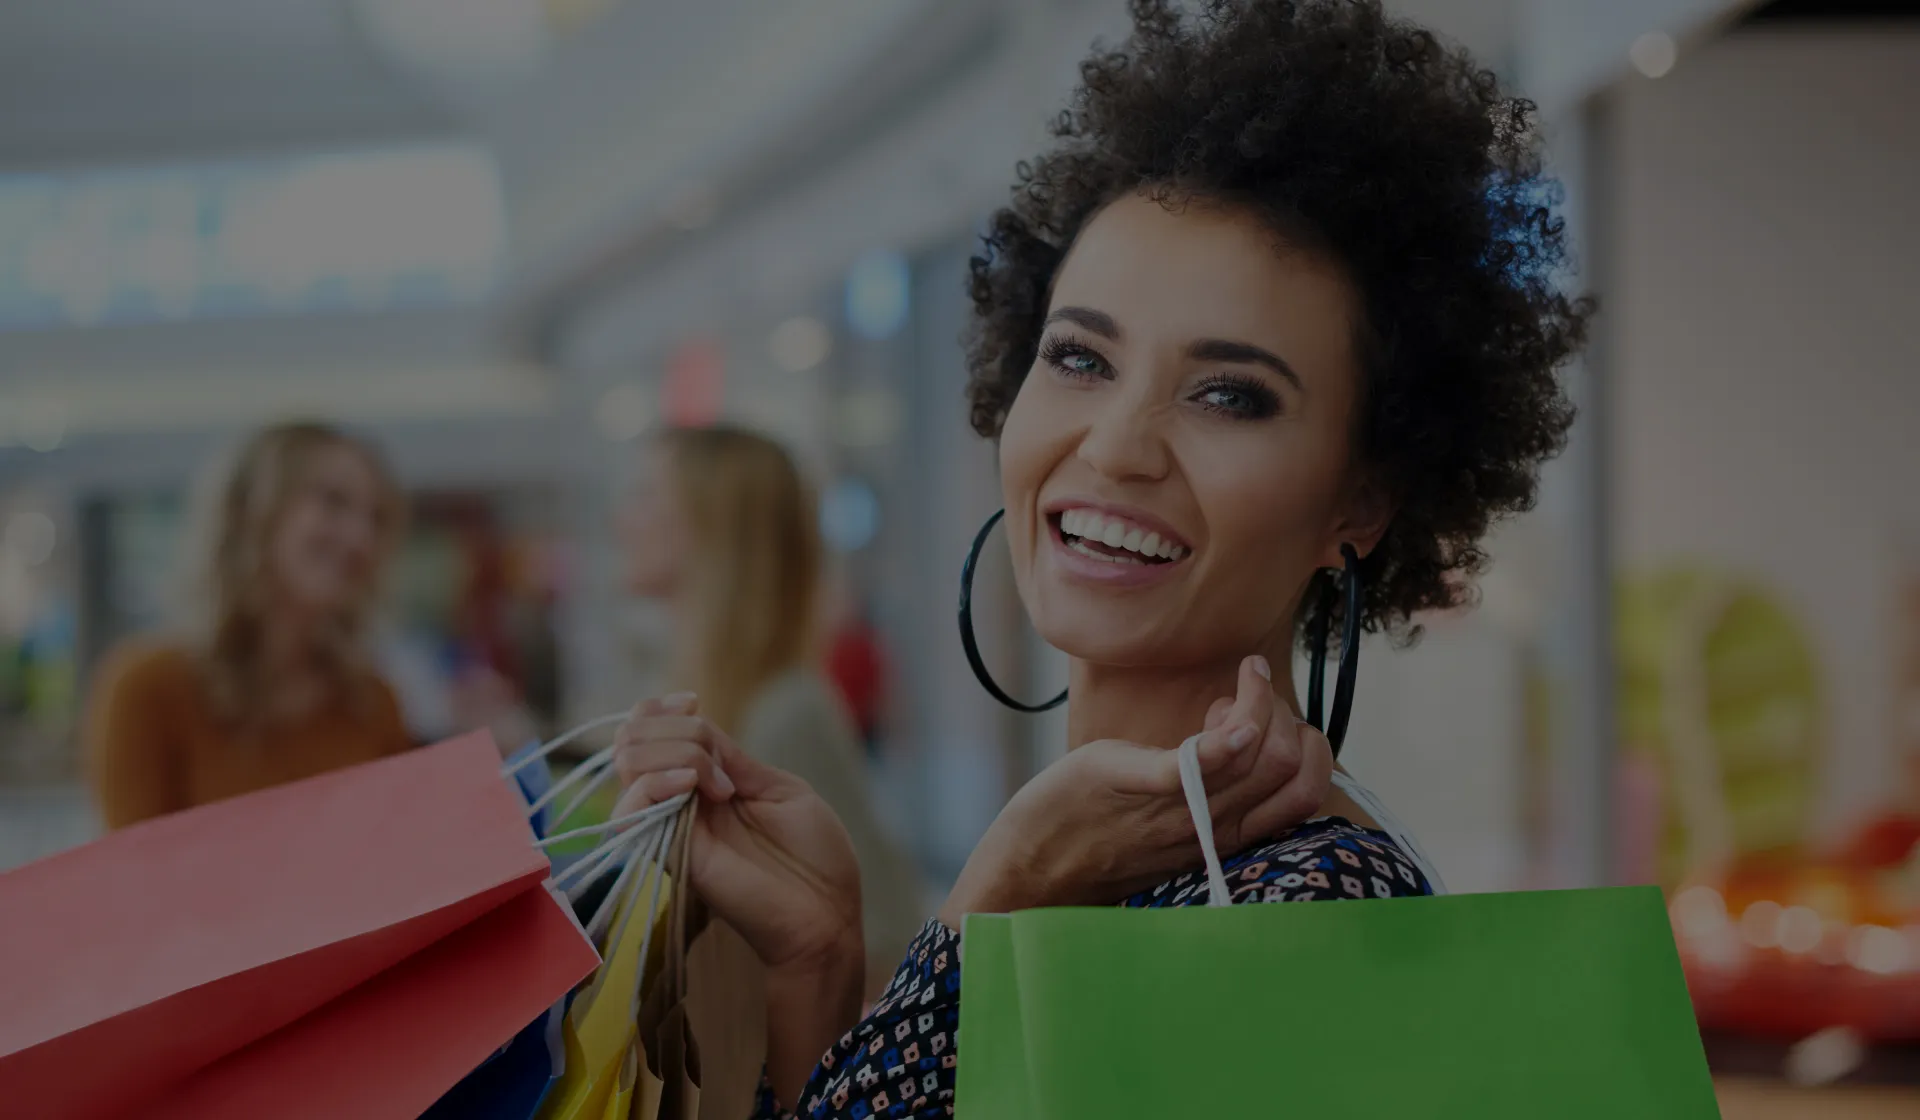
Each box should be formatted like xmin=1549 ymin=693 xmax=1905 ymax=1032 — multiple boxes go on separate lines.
xmin=0 ymin=0 xmax=1914 ymax=1112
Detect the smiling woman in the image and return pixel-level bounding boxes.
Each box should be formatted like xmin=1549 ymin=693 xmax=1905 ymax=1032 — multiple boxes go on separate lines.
xmin=608 ymin=2 xmax=1594 ymax=1117
xmin=82 ymin=423 xmax=415 ymax=829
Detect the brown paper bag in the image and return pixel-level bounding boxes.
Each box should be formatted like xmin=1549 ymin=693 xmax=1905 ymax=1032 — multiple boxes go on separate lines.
xmin=685 ymin=915 xmax=766 ymax=1120
xmin=631 ymin=803 xmax=772 ymax=1120
xmin=634 ymin=809 xmax=700 ymax=1120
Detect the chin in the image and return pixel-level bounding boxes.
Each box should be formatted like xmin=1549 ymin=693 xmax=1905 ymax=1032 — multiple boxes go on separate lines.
xmin=1031 ymin=610 xmax=1187 ymax=671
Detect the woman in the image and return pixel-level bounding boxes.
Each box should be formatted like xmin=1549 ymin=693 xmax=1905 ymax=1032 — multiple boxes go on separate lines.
xmin=85 ymin=422 xmax=413 ymax=829
xmin=618 ymin=423 xmax=925 ymax=995
xmin=615 ymin=2 xmax=1592 ymax=1116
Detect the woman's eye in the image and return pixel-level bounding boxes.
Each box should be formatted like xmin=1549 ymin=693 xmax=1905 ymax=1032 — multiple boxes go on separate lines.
xmin=1195 ymin=378 xmax=1281 ymax=419
xmin=1040 ymin=337 xmax=1111 ymax=380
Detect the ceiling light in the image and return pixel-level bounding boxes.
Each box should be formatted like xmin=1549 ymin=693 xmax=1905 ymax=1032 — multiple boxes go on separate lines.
xmin=768 ymin=316 xmax=832 ymax=373
xmin=1629 ymin=32 xmax=1677 ymax=79
xmin=354 ymin=0 xmax=553 ymax=84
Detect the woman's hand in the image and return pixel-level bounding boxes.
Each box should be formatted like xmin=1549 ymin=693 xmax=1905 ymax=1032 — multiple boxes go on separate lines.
xmin=611 ymin=693 xmax=866 ymax=1107
xmin=940 ymin=655 xmax=1333 ymax=925
xmin=610 ymin=693 xmax=863 ymax=972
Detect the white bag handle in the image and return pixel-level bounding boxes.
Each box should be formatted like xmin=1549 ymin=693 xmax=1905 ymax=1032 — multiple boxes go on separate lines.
xmin=1175 ymin=735 xmax=1234 ymax=908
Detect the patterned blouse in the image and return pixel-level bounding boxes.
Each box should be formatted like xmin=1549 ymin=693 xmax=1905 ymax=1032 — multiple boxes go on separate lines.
xmin=750 ymin=816 xmax=1436 ymax=1119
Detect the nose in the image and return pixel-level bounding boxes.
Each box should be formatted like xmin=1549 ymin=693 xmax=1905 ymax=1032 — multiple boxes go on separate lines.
xmin=1076 ymin=385 xmax=1172 ymax=482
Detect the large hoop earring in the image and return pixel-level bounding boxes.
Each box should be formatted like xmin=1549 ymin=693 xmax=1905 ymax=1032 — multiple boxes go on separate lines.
xmin=1304 ymin=542 xmax=1363 ymax=756
xmin=958 ymin=509 xmax=1067 ymax=713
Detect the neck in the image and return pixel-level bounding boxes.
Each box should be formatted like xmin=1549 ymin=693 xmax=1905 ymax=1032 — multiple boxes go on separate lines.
xmin=1064 ymin=644 xmax=1302 ymax=751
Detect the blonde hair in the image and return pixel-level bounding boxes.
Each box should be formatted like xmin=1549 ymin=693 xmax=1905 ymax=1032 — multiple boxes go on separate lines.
xmin=185 ymin=421 xmax=405 ymax=730
xmin=656 ymin=425 xmax=822 ymax=733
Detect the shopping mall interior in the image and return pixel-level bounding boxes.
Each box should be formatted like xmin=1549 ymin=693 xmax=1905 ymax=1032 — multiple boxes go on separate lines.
xmin=0 ymin=0 xmax=1915 ymax=1113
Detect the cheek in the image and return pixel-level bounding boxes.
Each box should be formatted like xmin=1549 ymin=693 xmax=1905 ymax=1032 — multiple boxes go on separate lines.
xmin=996 ymin=369 xmax=1073 ymax=508
xmin=1189 ymin=450 xmax=1335 ymax=612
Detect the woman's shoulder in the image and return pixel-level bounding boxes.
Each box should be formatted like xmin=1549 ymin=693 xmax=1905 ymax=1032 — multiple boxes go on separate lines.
xmin=91 ymin=637 xmax=203 ymax=700
xmin=1123 ymin=818 xmax=1434 ymax=908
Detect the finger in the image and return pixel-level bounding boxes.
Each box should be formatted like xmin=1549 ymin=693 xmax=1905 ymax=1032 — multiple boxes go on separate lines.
xmin=613 ymin=737 xmax=733 ymax=798
xmin=705 ymin=725 xmax=792 ymax=799
xmin=1222 ymin=655 xmax=1275 ymax=741
xmin=1202 ymin=696 xmax=1233 ymax=732
xmin=612 ymin=768 xmax=699 ymax=817
xmin=1081 ymin=738 xmax=1186 ymax=797
xmin=1241 ymin=723 xmax=1334 ymax=841
xmin=628 ymin=691 xmax=692 ymax=721
xmin=1191 ymin=719 xmax=1262 ymax=786
xmin=625 ymin=715 xmax=718 ymax=747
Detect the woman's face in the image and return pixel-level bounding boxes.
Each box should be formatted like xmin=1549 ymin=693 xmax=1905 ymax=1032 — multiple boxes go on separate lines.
xmin=999 ymin=192 xmax=1384 ymax=670
xmin=269 ymin=444 xmax=391 ymax=617
xmin=620 ymin=444 xmax=689 ymax=599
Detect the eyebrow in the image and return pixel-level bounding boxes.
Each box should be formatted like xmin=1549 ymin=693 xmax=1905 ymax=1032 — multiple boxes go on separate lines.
xmin=1044 ymin=306 xmax=1120 ymax=338
xmin=1186 ymin=339 xmax=1303 ymax=392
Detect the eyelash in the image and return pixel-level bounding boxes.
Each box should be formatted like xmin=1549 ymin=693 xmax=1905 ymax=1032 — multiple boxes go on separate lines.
xmin=1038 ymin=334 xmax=1283 ymax=420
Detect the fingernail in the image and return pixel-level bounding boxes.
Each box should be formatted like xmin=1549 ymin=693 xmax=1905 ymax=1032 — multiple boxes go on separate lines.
xmin=663 ymin=691 xmax=696 ymax=708
xmin=664 ymin=767 xmax=697 ymax=786
xmin=1251 ymin=656 xmax=1271 ymax=681
xmin=714 ymin=766 xmax=736 ymax=797
xmin=1228 ymin=724 xmax=1258 ymax=750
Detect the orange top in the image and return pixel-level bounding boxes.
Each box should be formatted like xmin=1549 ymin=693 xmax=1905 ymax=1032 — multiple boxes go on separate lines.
xmin=84 ymin=639 xmax=415 ymax=830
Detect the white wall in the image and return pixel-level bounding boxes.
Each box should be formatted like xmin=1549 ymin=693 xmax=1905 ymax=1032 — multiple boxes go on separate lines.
xmin=1608 ymin=28 xmax=1920 ymax=832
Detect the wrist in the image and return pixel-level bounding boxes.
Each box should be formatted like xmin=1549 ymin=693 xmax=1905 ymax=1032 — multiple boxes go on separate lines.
xmin=764 ymin=926 xmax=864 ymax=1108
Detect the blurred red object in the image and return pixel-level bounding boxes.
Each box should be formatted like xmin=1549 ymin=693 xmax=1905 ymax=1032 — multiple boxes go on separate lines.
xmin=1672 ymin=833 xmax=1920 ymax=1044
xmin=826 ymin=618 xmax=884 ymax=746
xmin=1837 ymin=813 xmax=1920 ymax=871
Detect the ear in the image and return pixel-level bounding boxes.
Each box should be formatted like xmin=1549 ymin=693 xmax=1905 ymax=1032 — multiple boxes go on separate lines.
xmin=1321 ymin=474 xmax=1395 ymax=568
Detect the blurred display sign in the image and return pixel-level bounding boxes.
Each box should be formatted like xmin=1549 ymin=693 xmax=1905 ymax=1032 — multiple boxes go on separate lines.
xmin=0 ymin=144 xmax=505 ymax=331
xmin=662 ymin=338 xmax=723 ymax=427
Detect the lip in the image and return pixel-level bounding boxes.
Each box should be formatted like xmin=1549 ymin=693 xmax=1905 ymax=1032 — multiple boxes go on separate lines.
xmin=1039 ymin=497 xmax=1194 ymax=589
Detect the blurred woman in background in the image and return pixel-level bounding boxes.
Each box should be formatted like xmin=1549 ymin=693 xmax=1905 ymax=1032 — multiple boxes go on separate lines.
xmin=85 ymin=421 xmax=413 ymax=829
xmin=619 ymin=423 xmax=923 ymax=995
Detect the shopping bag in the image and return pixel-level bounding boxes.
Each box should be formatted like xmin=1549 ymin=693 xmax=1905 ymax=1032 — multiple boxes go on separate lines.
xmin=0 ymin=731 xmax=557 ymax=1120
xmin=684 ymin=915 xmax=767 ymax=1120
xmin=418 ymin=996 xmax=569 ymax=1120
xmin=419 ymin=741 xmax=574 ymax=1120
xmin=144 ymin=882 xmax=597 ymax=1119
xmin=636 ymin=808 xmax=702 ymax=1120
xmin=540 ymin=813 xmax=679 ymax=1120
xmin=955 ymin=885 xmax=1721 ymax=1119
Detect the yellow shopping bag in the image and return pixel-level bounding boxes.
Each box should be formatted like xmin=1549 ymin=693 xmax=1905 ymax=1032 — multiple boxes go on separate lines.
xmin=539 ymin=827 xmax=674 ymax=1120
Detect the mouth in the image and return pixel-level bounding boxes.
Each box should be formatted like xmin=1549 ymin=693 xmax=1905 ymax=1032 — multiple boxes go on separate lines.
xmin=1048 ymin=505 xmax=1191 ymax=568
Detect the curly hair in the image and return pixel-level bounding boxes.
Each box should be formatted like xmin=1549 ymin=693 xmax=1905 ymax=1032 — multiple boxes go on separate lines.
xmin=965 ymin=0 xmax=1593 ymax=645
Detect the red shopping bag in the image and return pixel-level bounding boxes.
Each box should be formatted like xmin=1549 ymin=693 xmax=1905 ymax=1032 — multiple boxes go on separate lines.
xmin=145 ymin=883 xmax=594 ymax=1119
xmin=0 ymin=731 xmax=592 ymax=1120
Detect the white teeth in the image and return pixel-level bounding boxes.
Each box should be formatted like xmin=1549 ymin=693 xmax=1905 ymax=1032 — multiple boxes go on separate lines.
xmin=1055 ymin=508 xmax=1188 ymax=562
xmin=1069 ymin=539 xmax=1145 ymax=565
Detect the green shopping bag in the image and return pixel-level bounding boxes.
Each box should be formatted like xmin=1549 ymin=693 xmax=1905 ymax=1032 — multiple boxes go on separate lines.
xmin=956 ymin=885 xmax=1719 ymax=1118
